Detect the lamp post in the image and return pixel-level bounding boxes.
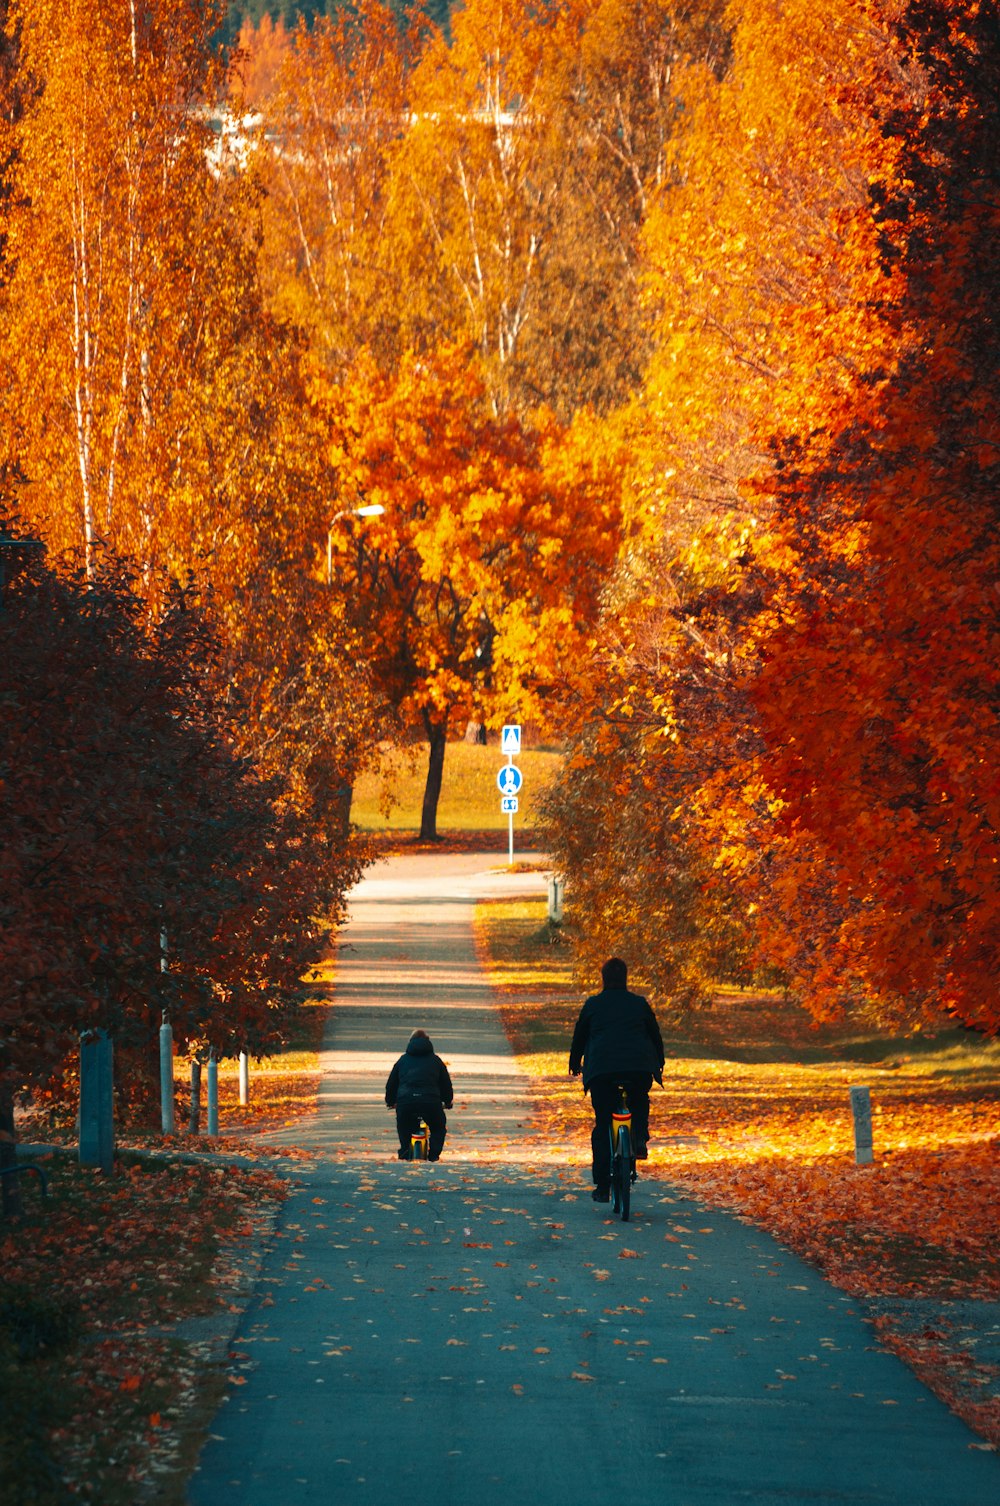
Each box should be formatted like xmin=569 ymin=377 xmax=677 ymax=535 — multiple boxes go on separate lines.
xmin=326 ymin=504 xmax=384 ymax=585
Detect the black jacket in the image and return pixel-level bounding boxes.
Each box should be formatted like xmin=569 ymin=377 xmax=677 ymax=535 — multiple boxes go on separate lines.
xmin=568 ymin=985 xmax=664 ymax=1089
xmin=385 ymin=1034 xmax=454 ymax=1109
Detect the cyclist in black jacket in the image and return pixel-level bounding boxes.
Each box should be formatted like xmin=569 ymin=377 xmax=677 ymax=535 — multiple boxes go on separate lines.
xmin=569 ymin=958 xmax=664 ymax=1201
xmin=385 ymin=1029 xmax=454 ymax=1161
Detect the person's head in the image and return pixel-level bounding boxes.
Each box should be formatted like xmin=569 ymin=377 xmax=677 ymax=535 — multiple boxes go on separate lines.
xmin=601 ymin=957 xmax=628 ymax=989
xmin=408 ymin=1028 xmax=433 ymax=1051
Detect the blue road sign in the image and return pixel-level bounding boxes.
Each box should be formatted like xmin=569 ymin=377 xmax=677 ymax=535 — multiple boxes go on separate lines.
xmin=497 ymin=764 xmax=523 ymax=796
xmin=501 ymin=795 xmax=519 ymax=814
xmin=501 ymin=724 xmax=522 ymax=756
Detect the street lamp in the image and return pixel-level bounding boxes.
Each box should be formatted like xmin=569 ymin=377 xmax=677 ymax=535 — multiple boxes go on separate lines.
xmin=326 ymin=504 xmax=384 ymax=585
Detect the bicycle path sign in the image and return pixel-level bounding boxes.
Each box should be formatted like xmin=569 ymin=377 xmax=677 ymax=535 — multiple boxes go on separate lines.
xmin=497 ymin=764 xmax=523 ymax=796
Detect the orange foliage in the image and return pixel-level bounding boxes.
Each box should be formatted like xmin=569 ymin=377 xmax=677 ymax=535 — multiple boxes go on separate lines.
xmin=231 ymin=14 xmax=292 ymax=106
xmin=720 ymin=0 xmax=1000 ymax=1028
xmin=552 ymin=0 xmax=1000 ymax=1032
xmin=255 ymin=0 xmax=415 ymax=368
xmin=317 ymin=343 xmax=622 ymax=831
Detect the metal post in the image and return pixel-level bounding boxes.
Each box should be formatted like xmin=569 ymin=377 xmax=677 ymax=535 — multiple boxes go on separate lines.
xmin=159 ymin=1016 xmax=175 ymax=1134
xmin=79 ymin=1031 xmax=114 ymax=1173
xmin=189 ymin=1059 xmax=201 ymax=1135
xmin=498 ymin=725 xmax=522 ymax=866
xmin=207 ymin=1053 xmax=219 ymax=1136
xmin=239 ymin=1051 xmax=249 ymax=1106
xmin=159 ymin=927 xmax=175 ymax=1134
xmin=850 ymin=1085 xmax=874 ymax=1165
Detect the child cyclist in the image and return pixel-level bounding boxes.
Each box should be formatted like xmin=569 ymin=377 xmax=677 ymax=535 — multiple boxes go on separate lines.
xmin=385 ymin=1029 xmax=454 ymax=1161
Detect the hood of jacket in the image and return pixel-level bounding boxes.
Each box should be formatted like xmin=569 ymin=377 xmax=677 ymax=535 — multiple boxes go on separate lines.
xmin=406 ymin=1032 xmax=434 ymax=1056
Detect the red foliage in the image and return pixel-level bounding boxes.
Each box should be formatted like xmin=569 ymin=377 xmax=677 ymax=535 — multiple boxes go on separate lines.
xmin=0 ymin=521 xmax=345 ymax=1106
xmin=669 ymin=1 xmax=1000 ymax=1030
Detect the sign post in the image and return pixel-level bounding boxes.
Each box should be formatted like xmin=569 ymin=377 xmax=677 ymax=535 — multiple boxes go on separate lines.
xmin=498 ymin=725 xmax=522 ymax=864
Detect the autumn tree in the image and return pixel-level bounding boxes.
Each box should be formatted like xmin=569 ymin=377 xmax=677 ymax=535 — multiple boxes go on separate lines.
xmin=563 ymin=0 xmax=1000 ymax=1033
xmin=539 ymin=573 xmax=762 ymax=1012
xmin=384 ymin=0 xmax=572 ymax=414
xmin=2 ymin=0 xmax=239 ymax=570
xmin=516 ymin=0 xmax=729 ymax=417
xmin=723 ymin=0 xmax=1000 ymax=1031
xmin=254 ymin=0 xmax=419 ymax=370
xmin=231 ymin=11 xmax=292 ymax=105
xmin=319 ymin=343 xmax=623 ymax=836
xmin=1 ymin=0 xmax=382 ymax=857
xmin=0 ymin=519 xmax=356 ymax=1129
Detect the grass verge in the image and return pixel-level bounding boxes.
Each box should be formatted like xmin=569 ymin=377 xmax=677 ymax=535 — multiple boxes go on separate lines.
xmin=351 ymin=740 xmax=561 ymax=832
xmin=474 ymin=895 xmax=1000 ymax=1450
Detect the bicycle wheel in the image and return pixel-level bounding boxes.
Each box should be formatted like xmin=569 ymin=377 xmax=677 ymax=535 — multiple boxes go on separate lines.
xmin=610 ymin=1140 xmax=622 ymax=1214
xmin=615 ymin=1124 xmax=632 ymax=1221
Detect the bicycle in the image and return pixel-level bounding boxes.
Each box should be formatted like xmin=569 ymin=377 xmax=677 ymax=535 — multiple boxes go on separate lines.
xmin=408 ymin=1118 xmax=430 ymax=1161
xmin=610 ymin=1085 xmax=636 ymax=1221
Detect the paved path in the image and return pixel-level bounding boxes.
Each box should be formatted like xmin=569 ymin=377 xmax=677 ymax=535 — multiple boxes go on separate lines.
xmin=188 ymin=854 xmax=999 ymax=1506
xmin=266 ymin=852 xmax=540 ymax=1161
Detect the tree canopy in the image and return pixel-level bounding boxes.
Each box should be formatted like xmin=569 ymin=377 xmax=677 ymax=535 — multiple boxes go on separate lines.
xmin=2 ymin=0 xmax=998 ymax=1120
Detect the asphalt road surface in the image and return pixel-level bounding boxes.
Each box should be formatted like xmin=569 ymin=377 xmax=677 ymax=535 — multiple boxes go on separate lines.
xmin=187 ymin=853 xmax=999 ymax=1506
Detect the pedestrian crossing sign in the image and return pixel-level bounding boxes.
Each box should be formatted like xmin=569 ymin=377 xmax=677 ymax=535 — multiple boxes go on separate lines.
xmin=501 ymin=724 xmax=521 ymax=756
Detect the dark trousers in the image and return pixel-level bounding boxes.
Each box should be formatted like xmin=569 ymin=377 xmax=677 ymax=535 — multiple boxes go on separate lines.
xmin=588 ymin=1073 xmax=652 ymax=1189
xmin=396 ymin=1099 xmax=447 ymax=1160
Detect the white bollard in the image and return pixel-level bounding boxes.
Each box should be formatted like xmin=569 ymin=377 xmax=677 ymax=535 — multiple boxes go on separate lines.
xmin=239 ymin=1051 xmax=249 ymax=1106
xmin=547 ymin=875 xmax=565 ymax=924
xmin=850 ymin=1085 xmax=874 ymax=1165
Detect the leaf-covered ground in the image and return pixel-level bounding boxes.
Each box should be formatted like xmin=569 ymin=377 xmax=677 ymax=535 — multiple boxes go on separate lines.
xmin=1 ymin=1153 xmax=288 ymax=1505
xmin=7 ymin=901 xmax=495 ymax=1503
xmin=5 ymin=996 xmax=332 ymax=1502
xmin=474 ymin=898 xmax=1000 ymax=1450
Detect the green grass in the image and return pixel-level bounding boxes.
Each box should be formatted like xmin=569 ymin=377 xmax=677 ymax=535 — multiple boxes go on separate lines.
xmin=476 ymin=897 xmax=1000 ymax=1079
xmin=351 ymin=740 xmax=563 ymax=831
